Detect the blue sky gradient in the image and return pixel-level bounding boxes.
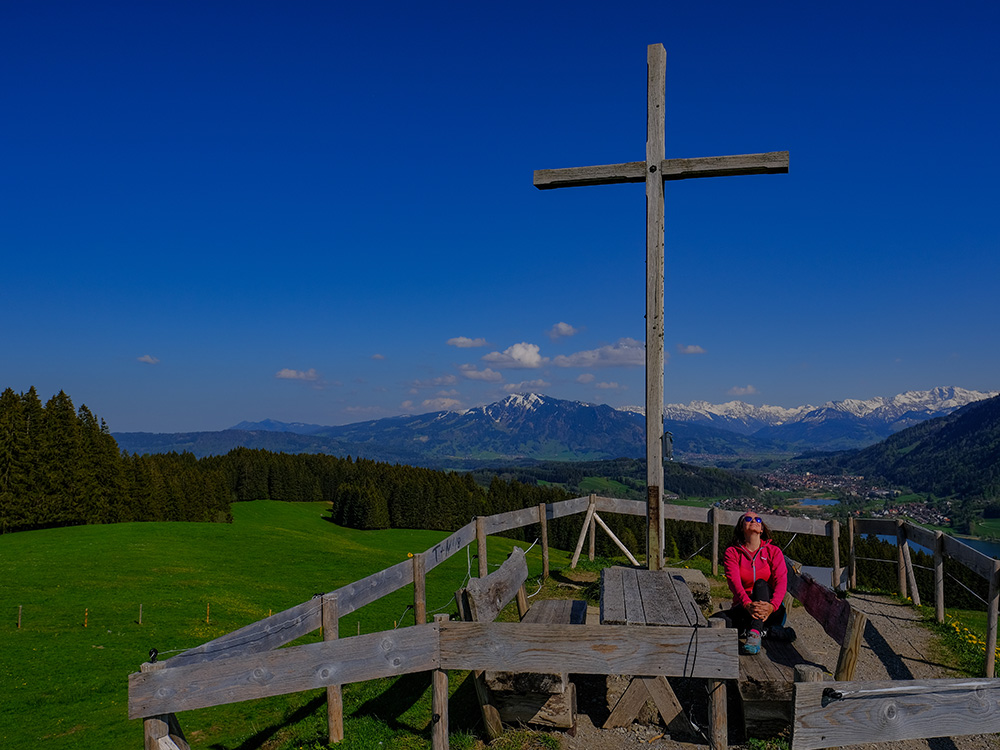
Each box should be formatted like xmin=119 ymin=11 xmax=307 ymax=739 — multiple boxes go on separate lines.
xmin=3 ymin=1 xmax=997 ymax=432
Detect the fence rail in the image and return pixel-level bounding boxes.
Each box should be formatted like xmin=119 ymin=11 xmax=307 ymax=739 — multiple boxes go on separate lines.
xmin=130 ymin=495 xmax=1000 ymax=749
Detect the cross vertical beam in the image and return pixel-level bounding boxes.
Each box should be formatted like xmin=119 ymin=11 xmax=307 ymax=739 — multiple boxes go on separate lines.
xmin=533 ymin=44 xmax=788 ymax=571
xmin=645 ymin=44 xmax=666 ymax=569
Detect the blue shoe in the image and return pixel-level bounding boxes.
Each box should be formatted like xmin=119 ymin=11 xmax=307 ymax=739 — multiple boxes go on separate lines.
xmin=741 ymin=630 xmax=761 ymax=655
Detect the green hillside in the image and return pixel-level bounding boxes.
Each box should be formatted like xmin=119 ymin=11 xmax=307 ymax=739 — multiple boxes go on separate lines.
xmin=0 ymin=501 xmax=565 ymax=750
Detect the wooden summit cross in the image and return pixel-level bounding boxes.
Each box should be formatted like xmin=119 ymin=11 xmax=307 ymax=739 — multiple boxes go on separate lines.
xmin=534 ymin=44 xmax=788 ymax=570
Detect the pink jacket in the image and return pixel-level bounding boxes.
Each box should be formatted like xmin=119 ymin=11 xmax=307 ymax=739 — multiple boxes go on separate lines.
xmin=723 ymin=540 xmax=787 ymax=610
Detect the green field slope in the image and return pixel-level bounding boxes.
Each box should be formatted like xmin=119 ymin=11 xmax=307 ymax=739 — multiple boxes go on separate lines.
xmin=0 ymin=501 xmax=564 ymax=750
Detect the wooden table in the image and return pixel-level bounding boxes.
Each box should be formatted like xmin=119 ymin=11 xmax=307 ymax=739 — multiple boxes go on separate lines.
xmin=600 ymin=567 xmax=710 ymax=730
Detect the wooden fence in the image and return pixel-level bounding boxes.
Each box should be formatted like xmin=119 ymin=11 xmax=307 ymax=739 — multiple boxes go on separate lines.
xmin=128 ymin=495 xmax=1000 ymax=749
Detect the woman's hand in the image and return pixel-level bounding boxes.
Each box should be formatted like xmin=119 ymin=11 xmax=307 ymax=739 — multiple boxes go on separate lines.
xmin=749 ymin=601 xmax=774 ymax=620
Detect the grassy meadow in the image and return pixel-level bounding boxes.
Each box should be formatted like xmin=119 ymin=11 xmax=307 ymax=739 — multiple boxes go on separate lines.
xmin=0 ymin=501 xmax=569 ymax=750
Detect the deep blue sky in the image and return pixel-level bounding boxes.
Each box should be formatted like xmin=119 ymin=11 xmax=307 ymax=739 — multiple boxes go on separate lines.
xmin=3 ymin=1 xmax=997 ymax=432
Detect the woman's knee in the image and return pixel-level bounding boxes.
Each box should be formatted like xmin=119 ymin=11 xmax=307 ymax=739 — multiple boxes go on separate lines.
xmin=751 ymin=579 xmax=772 ymax=601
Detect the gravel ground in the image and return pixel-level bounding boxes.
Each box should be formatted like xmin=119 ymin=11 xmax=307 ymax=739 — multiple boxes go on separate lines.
xmin=552 ymin=593 xmax=1000 ymax=750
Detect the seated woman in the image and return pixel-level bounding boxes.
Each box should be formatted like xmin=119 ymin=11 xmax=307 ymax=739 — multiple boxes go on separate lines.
xmin=723 ymin=512 xmax=795 ymax=654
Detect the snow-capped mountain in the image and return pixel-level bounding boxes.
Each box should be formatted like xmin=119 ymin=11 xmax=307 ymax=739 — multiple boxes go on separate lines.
xmin=621 ymin=386 xmax=998 ymax=450
xmin=115 ymin=386 xmax=997 ymax=464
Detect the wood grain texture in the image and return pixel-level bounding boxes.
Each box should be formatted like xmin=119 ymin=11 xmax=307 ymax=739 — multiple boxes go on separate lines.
xmin=594 ymin=512 xmax=640 ymax=565
xmin=595 ymin=496 xmax=646 ymax=517
xmin=714 ymin=508 xmax=828 ymax=536
xmin=431 ymin=614 xmax=450 ymax=750
xmin=548 ymin=495 xmax=591 ymax=520
xmin=425 ymin=522 xmax=477 ymax=572
xmin=439 ymin=622 xmax=737 ymax=679
xmin=791 ymin=678 xmax=1000 ymax=750
xmin=483 ymin=506 xmax=540 ymax=536
xmin=942 ymin=533 xmax=997 ymax=580
xmin=833 ymin=609 xmax=867 ymax=682
xmin=462 ymin=547 xmax=528 ymax=624
xmin=129 ymin=624 xmax=440 ymax=718
xmin=852 ymin=518 xmax=900 ymax=536
xmin=322 ymin=595 xmax=343 ymax=744
xmin=784 ymin=562 xmax=851 ymax=645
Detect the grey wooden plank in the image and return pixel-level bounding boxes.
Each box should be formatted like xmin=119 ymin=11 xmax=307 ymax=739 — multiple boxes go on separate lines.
xmin=425 ymin=522 xmax=476 ymax=572
xmin=903 ymin=521 xmax=938 ymax=551
xmin=595 ymin=496 xmax=646 ymax=517
xmin=440 ymin=622 xmax=738 ymax=679
xmin=533 ymin=161 xmax=647 ymax=189
xmin=942 ymin=534 xmax=997 ymax=580
xmin=664 ymin=503 xmax=711 ymax=523
xmin=522 ymin=599 xmax=587 ymax=626
xmin=791 ymin=678 xmax=1000 ymax=750
xmin=600 ymin=567 xmax=626 ymax=625
xmin=548 ymin=495 xmax=591 ymax=520
xmin=336 ymin=558 xmax=413 ymax=616
xmin=715 ymin=508 xmax=828 ymax=536
xmin=462 ymin=547 xmax=528 ymax=623
xmin=533 ymin=152 xmax=788 ymax=190
xmin=621 ymin=568 xmax=645 ymax=625
xmin=483 ymin=506 xmax=539 ymax=536
xmin=660 ymin=151 xmax=789 ymax=181
xmin=167 ymin=598 xmax=322 ymax=669
xmin=129 ymin=623 xmax=440 ymax=719
xmin=638 ymin=570 xmax=685 ymax=626
xmin=852 ymin=518 xmax=899 ymax=536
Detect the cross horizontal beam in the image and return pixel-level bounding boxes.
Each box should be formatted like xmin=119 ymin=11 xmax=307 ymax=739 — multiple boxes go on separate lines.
xmin=533 ymin=151 xmax=789 ymax=190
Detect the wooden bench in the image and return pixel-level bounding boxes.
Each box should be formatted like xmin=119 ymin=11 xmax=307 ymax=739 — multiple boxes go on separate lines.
xmin=454 ymin=546 xmax=587 ymax=738
xmin=716 ymin=559 xmax=867 ymax=737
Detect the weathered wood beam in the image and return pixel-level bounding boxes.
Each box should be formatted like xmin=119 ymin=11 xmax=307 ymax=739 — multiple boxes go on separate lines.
xmin=792 ymin=678 xmax=1000 ymax=750
xmin=129 ymin=623 xmax=440 ymax=718
xmin=439 ymin=622 xmax=737 ymax=679
xmin=532 ymin=152 xmax=789 ymax=189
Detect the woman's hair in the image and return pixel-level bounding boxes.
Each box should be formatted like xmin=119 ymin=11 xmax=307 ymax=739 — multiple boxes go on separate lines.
xmin=731 ymin=513 xmax=772 ymax=545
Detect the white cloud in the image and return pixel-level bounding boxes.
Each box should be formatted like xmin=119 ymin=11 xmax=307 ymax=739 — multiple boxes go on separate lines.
xmin=458 ymin=364 xmax=504 ymax=382
xmin=421 ymin=397 xmax=463 ymax=411
xmin=576 ymin=373 xmax=596 ymax=384
xmin=547 ymin=322 xmax=579 ymax=340
xmin=275 ymin=368 xmax=320 ymax=382
xmin=728 ymin=385 xmax=759 ymax=396
xmin=595 ymin=381 xmax=622 ymax=390
xmin=447 ymin=336 xmax=487 ymax=348
xmin=678 ymin=344 xmax=706 ymax=355
xmin=371 ymin=353 xmax=386 ymax=360
xmin=412 ymin=374 xmax=458 ymax=389
xmin=553 ymin=338 xmax=645 ymax=368
xmin=502 ymin=379 xmax=551 ymax=393
xmin=482 ymin=342 xmax=548 ymax=369
xmin=137 ymin=354 xmax=160 ymax=365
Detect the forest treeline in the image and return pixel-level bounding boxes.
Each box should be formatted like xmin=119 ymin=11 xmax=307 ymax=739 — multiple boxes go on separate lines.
xmin=0 ymin=388 xmax=232 ymax=532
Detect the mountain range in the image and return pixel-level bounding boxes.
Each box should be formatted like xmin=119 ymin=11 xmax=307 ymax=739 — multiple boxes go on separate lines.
xmin=113 ymin=386 xmax=996 ymax=466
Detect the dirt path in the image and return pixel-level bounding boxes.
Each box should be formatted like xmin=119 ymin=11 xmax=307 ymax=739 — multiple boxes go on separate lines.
xmin=555 ymin=593 xmax=999 ymax=750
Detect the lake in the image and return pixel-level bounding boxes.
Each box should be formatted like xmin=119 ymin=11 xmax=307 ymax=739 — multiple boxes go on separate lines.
xmin=796 ymin=498 xmax=840 ymax=506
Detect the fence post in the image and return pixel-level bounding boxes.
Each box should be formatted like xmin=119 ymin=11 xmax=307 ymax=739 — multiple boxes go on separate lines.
xmin=830 ymin=520 xmax=841 ymax=591
xmin=413 ymin=553 xmax=427 ymax=625
xmin=323 ymin=594 xmax=344 ymax=744
xmin=711 ymin=506 xmax=720 ymax=577
xmin=588 ymin=494 xmax=597 ymax=561
xmin=432 ymin=614 xmax=450 ymax=750
xmin=570 ymin=496 xmax=598 ymax=569
xmin=934 ymin=530 xmax=945 ymax=623
xmin=647 ymin=486 xmax=662 ymax=571
xmin=707 ymin=618 xmax=727 ymax=750
xmin=848 ymin=516 xmax=857 ymax=590
xmin=476 ymin=517 xmax=488 ymax=578
xmin=140 ymin=662 xmax=191 ymax=750
xmin=901 ymin=524 xmax=920 ymax=607
xmin=987 ymin=560 xmax=1000 ymax=678
xmin=896 ymin=520 xmax=907 ymax=599
xmin=537 ymin=503 xmax=549 ymax=579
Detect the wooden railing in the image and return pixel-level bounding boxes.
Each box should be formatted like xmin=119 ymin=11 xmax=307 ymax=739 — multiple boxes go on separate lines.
xmin=128 ymin=495 xmax=1000 ymax=749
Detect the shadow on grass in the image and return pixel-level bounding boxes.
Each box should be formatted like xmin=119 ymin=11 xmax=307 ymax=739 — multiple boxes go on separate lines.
xmin=209 ymin=693 xmax=327 ymax=750
xmin=352 ymin=670 xmax=484 ymax=736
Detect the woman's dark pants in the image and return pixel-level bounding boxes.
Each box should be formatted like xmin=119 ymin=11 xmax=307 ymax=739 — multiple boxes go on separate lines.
xmin=730 ymin=579 xmax=786 ymax=634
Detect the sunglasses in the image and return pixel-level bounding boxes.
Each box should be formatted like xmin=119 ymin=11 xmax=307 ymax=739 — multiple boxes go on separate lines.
xmin=742 ymin=516 xmax=763 ymax=524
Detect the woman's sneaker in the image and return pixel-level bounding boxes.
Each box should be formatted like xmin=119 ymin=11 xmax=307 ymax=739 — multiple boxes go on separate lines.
xmin=741 ymin=630 xmax=762 ymax=655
